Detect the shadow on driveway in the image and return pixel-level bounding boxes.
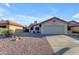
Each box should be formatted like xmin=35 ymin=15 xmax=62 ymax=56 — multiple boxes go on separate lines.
xmin=66 ymin=35 xmax=79 ymax=40
xmin=54 ymin=47 xmax=70 ymax=55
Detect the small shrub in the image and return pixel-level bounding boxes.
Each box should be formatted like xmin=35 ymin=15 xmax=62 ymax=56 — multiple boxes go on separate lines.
xmin=4 ymin=30 xmax=13 ymax=37
xmin=72 ymin=31 xmax=79 ymax=33
xmin=0 ymin=28 xmax=6 ymax=36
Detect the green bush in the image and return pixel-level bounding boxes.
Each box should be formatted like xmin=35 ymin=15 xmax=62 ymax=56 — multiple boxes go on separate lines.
xmin=0 ymin=28 xmax=6 ymax=35
xmin=72 ymin=31 xmax=79 ymax=33
xmin=4 ymin=30 xmax=13 ymax=37
xmin=0 ymin=28 xmax=13 ymax=37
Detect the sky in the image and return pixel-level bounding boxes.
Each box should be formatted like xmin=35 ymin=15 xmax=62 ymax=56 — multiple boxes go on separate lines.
xmin=0 ymin=3 xmax=79 ymax=26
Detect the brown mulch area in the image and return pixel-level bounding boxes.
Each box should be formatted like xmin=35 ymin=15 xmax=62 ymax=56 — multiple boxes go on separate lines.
xmin=0 ymin=37 xmax=53 ymax=55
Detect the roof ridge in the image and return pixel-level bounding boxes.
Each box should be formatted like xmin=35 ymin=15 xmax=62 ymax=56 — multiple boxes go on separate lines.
xmin=0 ymin=20 xmax=23 ymax=27
xmin=39 ymin=17 xmax=68 ymax=24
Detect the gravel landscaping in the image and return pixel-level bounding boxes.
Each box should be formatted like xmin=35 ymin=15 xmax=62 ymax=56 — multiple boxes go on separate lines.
xmin=0 ymin=36 xmax=53 ymax=55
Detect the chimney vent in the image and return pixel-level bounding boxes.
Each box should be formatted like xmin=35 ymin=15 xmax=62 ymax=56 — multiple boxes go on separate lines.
xmin=34 ymin=21 xmax=37 ymax=24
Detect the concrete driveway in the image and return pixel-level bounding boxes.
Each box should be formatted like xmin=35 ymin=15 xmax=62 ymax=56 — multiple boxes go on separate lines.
xmin=46 ymin=35 xmax=79 ymax=55
xmin=69 ymin=36 xmax=79 ymax=40
xmin=64 ymin=47 xmax=79 ymax=55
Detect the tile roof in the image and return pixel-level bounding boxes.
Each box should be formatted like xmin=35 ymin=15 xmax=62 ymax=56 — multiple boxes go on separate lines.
xmin=0 ymin=20 xmax=23 ymax=27
xmin=68 ymin=20 xmax=79 ymax=27
xmin=39 ymin=17 xmax=68 ymax=24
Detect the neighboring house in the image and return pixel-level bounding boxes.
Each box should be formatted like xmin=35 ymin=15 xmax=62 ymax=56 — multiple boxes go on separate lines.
xmin=68 ymin=21 xmax=79 ymax=32
xmin=23 ymin=25 xmax=29 ymax=32
xmin=29 ymin=17 xmax=68 ymax=35
xmin=28 ymin=21 xmax=41 ymax=33
xmin=0 ymin=20 xmax=23 ymax=33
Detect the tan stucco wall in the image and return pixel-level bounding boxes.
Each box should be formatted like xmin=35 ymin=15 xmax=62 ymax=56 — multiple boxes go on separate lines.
xmin=9 ymin=25 xmax=23 ymax=32
xmin=70 ymin=27 xmax=79 ymax=31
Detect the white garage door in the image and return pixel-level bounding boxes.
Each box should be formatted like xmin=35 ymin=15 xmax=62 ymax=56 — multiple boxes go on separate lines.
xmin=41 ymin=25 xmax=65 ymax=34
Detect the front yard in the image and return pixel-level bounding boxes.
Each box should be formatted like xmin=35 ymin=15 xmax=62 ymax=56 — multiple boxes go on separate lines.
xmin=0 ymin=37 xmax=53 ymax=55
xmin=0 ymin=34 xmax=79 ymax=55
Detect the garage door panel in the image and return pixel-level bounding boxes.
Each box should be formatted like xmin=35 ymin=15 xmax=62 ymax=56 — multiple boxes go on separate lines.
xmin=42 ymin=26 xmax=65 ymax=34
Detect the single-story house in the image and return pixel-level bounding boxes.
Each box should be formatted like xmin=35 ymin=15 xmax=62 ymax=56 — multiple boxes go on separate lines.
xmin=29 ymin=17 xmax=68 ymax=35
xmin=68 ymin=21 xmax=79 ymax=32
xmin=0 ymin=20 xmax=23 ymax=33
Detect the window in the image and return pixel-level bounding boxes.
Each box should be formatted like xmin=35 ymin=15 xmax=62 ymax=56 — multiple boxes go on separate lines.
xmin=35 ymin=27 xmax=39 ymax=30
xmin=23 ymin=29 xmax=29 ymax=32
xmin=31 ymin=27 xmax=33 ymax=30
xmin=39 ymin=24 xmax=41 ymax=27
xmin=0 ymin=26 xmax=6 ymax=28
xmin=68 ymin=26 xmax=70 ymax=31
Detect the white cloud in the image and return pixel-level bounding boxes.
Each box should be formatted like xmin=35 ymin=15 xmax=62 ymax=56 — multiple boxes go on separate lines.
xmin=0 ymin=8 xmax=8 ymax=19
xmin=51 ymin=8 xmax=58 ymax=13
xmin=0 ymin=8 xmax=5 ymax=15
xmin=5 ymin=3 xmax=11 ymax=7
xmin=72 ymin=13 xmax=79 ymax=18
xmin=0 ymin=7 xmax=38 ymax=25
xmin=0 ymin=7 xmax=55 ymax=26
xmin=0 ymin=7 xmax=11 ymax=15
xmin=17 ymin=15 xmax=29 ymax=19
xmin=17 ymin=15 xmax=38 ymax=21
xmin=7 ymin=17 xmax=15 ymax=20
xmin=17 ymin=14 xmax=54 ymax=23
